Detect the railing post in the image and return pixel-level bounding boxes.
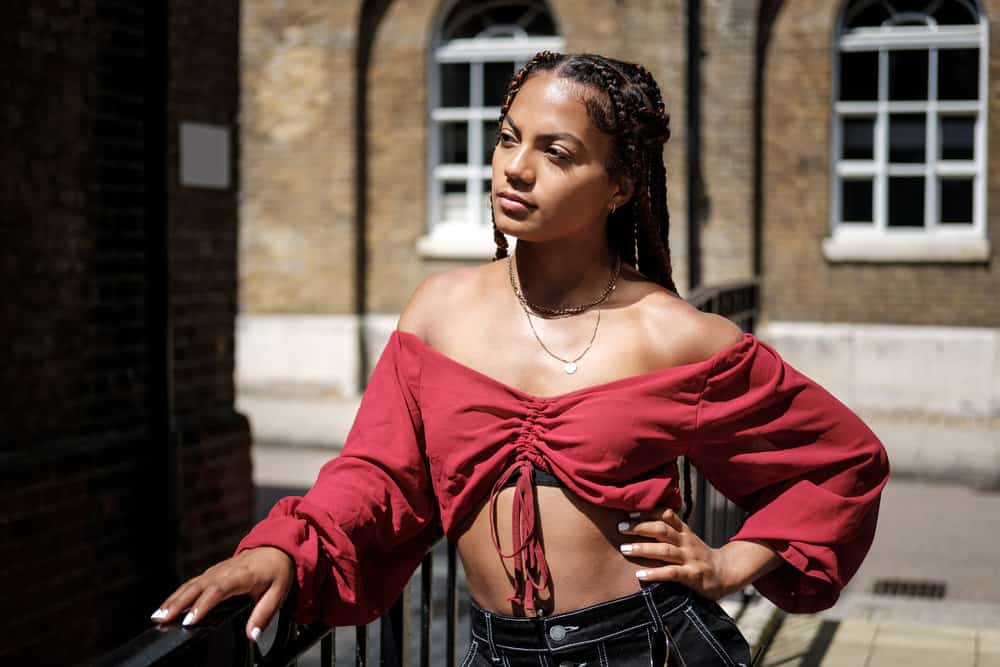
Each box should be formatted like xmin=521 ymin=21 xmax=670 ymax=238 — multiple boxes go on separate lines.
xmin=378 ymin=587 xmax=407 ymax=666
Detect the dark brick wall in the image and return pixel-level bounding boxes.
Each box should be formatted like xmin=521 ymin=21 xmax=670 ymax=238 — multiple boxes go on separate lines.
xmin=0 ymin=2 xmax=252 ymax=663
xmin=166 ymin=0 xmax=252 ymax=580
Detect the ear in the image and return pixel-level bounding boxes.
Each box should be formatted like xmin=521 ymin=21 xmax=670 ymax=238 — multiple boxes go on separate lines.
xmin=610 ymin=174 xmax=634 ymax=210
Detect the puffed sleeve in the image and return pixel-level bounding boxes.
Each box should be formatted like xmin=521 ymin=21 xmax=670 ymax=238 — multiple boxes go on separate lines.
xmin=234 ymin=331 xmax=441 ymax=626
xmin=688 ymin=335 xmax=890 ymax=613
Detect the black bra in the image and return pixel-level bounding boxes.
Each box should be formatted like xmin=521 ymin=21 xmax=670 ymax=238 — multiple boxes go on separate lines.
xmin=499 ymin=465 xmax=564 ymax=489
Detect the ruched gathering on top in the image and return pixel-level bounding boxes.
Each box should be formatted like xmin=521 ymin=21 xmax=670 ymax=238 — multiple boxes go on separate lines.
xmin=236 ymin=328 xmax=890 ymax=626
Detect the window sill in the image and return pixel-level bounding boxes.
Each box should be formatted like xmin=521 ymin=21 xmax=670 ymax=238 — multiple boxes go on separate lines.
xmin=416 ymin=227 xmax=507 ymax=260
xmin=821 ymin=234 xmax=991 ymax=263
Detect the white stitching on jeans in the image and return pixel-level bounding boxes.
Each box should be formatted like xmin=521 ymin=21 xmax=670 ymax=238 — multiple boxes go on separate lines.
xmin=598 ymin=640 xmax=609 ymax=667
xmin=642 ymin=589 xmax=663 ymax=634
xmin=684 ymin=607 xmax=734 ymax=667
xmin=662 ymin=623 xmax=687 ymax=667
xmin=460 ymin=640 xmax=480 ymax=667
xmin=646 ymin=627 xmax=654 ymax=667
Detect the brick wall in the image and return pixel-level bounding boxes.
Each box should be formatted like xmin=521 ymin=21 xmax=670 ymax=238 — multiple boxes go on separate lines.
xmin=761 ymin=0 xmax=1000 ymax=326
xmin=0 ymin=2 xmax=252 ymax=662
xmin=239 ymin=1 xmax=360 ymax=314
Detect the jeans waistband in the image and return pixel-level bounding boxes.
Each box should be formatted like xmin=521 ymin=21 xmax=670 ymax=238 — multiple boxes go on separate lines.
xmin=469 ymin=581 xmax=692 ymax=655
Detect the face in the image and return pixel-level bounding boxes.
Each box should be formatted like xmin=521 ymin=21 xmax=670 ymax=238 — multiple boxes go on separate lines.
xmin=491 ymin=71 xmax=630 ymax=243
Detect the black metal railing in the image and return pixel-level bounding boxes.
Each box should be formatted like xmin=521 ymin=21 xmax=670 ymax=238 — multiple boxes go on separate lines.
xmin=687 ymin=278 xmax=759 ymax=548
xmin=92 ymin=279 xmax=760 ymax=667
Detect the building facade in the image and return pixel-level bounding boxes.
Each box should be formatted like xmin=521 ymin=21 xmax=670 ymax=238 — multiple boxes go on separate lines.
xmin=237 ymin=0 xmax=999 ymax=440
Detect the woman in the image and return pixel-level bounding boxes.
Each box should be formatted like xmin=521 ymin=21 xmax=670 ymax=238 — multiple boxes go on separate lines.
xmin=150 ymin=52 xmax=889 ymax=666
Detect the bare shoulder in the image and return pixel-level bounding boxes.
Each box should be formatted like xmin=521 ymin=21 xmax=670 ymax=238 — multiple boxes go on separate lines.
xmin=635 ymin=287 xmax=745 ymax=367
xmin=396 ymin=263 xmax=491 ymax=342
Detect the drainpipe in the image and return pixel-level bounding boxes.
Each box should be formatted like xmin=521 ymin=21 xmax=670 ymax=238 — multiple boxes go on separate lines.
xmin=686 ymin=0 xmax=704 ymax=292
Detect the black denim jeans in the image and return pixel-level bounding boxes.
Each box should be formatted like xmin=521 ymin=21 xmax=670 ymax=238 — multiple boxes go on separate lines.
xmin=463 ymin=582 xmax=751 ymax=666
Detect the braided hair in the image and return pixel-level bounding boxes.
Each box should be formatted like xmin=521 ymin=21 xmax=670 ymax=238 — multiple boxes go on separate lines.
xmin=489 ymin=52 xmax=697 ymax=521
xmin=490 ymin=51 xmax=676 ymax=294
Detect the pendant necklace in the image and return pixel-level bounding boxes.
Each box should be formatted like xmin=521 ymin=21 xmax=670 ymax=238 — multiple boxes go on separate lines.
xmin=507 ymin=253 xmax=620 ymax=374
xmin=519 ymin=300 xmax=599 ymax=374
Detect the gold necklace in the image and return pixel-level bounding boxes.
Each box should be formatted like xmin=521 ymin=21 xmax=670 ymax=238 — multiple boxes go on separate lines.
xmin=519 ymin=300 xmax=600 ymax=374
xmin=508 ymin=251 xmax=614 ymax=373
xmin=507 ymin=253 xmax=621 ymax=319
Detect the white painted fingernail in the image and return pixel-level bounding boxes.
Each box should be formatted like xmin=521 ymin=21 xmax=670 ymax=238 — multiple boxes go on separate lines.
xmin=620 ymin=544 xmax=634 ymax=553
xmin=636 ymin=570 xmax=649 ymax=579
xmin=629 ymin=511 xmax=642 ymax=518
xmin=617 ymin=521 xmax=630 ymax=532
xmin=150 ymin=608 xmax=166 ymax=619
xmin=250 ymin=627 xmax=261 ymax=642
xmin=182 ymin=611 xmax=196 ymax=626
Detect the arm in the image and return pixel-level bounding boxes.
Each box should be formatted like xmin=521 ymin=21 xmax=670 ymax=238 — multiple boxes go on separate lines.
xmin=687 ymin=328 xmax=890 ymax=612
xmin=235 ymin=278 xmax=444 ymax=627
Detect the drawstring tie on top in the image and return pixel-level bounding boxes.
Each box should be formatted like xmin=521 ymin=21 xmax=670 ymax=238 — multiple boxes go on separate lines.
xmin=488 ymin=452 xmax=552 ymax=616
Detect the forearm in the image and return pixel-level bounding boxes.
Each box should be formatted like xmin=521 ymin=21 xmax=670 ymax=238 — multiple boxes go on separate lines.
xmin=717 ymin=538 xmax=783 ymax=595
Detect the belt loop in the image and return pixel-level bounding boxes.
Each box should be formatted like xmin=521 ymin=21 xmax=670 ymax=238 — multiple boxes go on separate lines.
xmin=640 ymin=585 xmax=663 ymax=634
xmin=483 ymin=610 xmax=502 ymax=663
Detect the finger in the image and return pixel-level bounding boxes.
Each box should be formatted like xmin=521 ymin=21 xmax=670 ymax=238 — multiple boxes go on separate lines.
xmin=151 ymin=581 xmax=204 ymax=624
xmin=657 ymin=508 xmax=686 ymax=532
xmin=635 ymin=563 xmax=698 ymax=588
xmin=246 ymin=580 xmax=290 ymax=643
xmin=182 ymin=580 xmax=239 ymax=627
xmin=619 ymin=519 xmax=681 ymax=544
xmin=620 ymin=541 xmax=685 ymax=564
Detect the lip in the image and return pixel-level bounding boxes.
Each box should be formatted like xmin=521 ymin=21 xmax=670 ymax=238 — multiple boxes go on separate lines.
xmin=496 ymin=191 xmax=536 ymax=209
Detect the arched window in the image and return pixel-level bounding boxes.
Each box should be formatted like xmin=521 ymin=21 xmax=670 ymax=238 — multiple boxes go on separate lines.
xmin=825 ymin=0 xmax=989 ymax=262
xmin=419 ymin=1 xmax=563 ymax=259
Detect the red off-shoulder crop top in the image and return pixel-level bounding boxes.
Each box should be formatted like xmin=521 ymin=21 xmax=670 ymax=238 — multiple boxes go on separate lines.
xmin=235 ymin=329 xmax=890 ymax=626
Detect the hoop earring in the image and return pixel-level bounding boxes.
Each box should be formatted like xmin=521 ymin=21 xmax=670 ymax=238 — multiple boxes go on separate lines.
xmin=611 ymin=203 xmax=617 ymax=215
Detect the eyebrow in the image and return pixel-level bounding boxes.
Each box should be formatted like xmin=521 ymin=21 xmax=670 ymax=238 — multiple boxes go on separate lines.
xmin=504 ymin=115 xmax=584 ymax=147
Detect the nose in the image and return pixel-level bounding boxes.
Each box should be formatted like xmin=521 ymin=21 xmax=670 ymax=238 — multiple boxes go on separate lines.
xmin=502 ymin=143 xmax=535 ymax=185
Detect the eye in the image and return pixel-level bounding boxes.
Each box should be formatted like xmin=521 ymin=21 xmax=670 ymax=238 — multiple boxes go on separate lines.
xmin=498 ymin=131 xmax=515 ymax=145
xmin=546 ymin=147 xmax=570 ymax=161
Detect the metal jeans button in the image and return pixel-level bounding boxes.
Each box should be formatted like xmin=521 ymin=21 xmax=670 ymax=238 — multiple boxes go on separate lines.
xmin=549 ymin=624 xmax=567 ymax=641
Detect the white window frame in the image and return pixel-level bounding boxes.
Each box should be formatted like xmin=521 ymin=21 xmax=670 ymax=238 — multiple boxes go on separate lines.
xmin=825 ymin=7 xmax=989 ymax=263
xmin=420 ymin=26 xmax=564 ymax=259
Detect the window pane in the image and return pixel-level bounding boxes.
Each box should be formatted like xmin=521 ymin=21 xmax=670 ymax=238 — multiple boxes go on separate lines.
xmin=846 ymin=1 xmax=890 ymax=28
xmin=484 ymin=62 xmax=515 ymax=107
xmin=939 ymin=49 xmax=979 ymax=100
xmin=889 ymin=113 xmax=926 ymax=163
xmin=933 ymin=0 xmax=979 ymax=25
xmin=441 ymin=181 xmax=467 ymax=223
xmin=888 ymin=176 xmax=925 ymax=227
xmin=841 ymin=179 xmax=874 ymax=222
xmin=440 ymin=122 xmax=468 ymax=164
xmin=940 ymin=116 xmax=975 ymax=160
xmin=440 ymin=63 xmax=470 ymax=107
xmin=483 ymin=120 xmax=499 ymax=165
xmin=940 ymin=178 xmax=973 ymax=223
xmin=888 ymin=50 xmax=928 ymax=101
xmin=839 ymin=51 xmax=878 ymax=101
xmin=842 ymin=117 xmax=875 ymax=159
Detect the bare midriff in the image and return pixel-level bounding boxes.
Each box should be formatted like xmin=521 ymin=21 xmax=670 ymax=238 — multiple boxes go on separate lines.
xmin=456 ymin=485 xmax=666 ymax=617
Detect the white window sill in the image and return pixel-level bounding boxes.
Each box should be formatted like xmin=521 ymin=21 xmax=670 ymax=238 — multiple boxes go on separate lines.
xmin=821 ymin=234 xmax=991 ymax=263
xmin=417 ymin=227 xmax=511 ymax=260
